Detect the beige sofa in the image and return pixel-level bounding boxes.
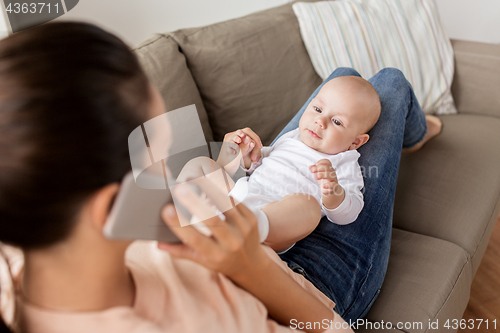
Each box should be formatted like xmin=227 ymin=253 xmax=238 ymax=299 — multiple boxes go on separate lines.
xmin=134 ymin=1 xmax=500 ymax=332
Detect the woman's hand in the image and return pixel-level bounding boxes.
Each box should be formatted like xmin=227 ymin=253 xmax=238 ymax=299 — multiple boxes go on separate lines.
xmin=158 ymin=176 xmax=271 ymax=281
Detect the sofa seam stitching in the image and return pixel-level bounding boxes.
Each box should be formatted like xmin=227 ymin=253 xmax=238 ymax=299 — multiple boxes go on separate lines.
xmin=391 ymin=227 xmax=466 ymax=253
xmin=425 ymin=258 xmax=470 ymax=333
xmin=454 ymin=50 xmax=500 ymax=60
xmin=133 ymin=34 xmax=170 ymax=51
xmin=469 ymin=194 xmax=500 ymax=262
xmin=390 ymin=228 xmax=472 ymax=332
xmin=456 ymin=112 xmax=500 ymax=120
xmin=393 ymin=186 xmax=499 ymax=258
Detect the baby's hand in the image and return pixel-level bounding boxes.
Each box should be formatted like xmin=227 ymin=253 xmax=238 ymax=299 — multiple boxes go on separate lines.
xmin=220 ymin=128 xmax=263 ymax=170
xmin=309 ymin=159 xmax=339 ymax=195
xmin=310 ymin=159 xmax=345 ymax=209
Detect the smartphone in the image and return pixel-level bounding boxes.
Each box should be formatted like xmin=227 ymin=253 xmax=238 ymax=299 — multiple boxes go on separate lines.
xmin=103 ymin=171 xmax=182 ymax=243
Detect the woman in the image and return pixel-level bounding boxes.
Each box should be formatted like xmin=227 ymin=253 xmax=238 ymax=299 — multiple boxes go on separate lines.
xmin=0 ymin=22 xmax=440 ymax=332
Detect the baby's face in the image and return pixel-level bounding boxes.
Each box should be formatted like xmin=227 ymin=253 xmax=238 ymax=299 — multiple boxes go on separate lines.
xmin=298 ymin=76 xmax=380 ymax=155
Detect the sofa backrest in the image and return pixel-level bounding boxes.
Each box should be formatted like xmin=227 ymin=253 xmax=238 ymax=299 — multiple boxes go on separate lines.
xmin=135 ymin=1 xmax=500 ymax=147
xmin=451 ymin=39 xmax=500 ymax=118
xmin=135 ymin=34 xmax=214 ymax=142
xmin=136 ymin=1 xmax=322 ymax=146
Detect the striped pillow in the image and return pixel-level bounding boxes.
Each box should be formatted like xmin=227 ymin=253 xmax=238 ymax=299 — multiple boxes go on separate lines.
xmin=293 ymin=0 xmax=456 ymax=115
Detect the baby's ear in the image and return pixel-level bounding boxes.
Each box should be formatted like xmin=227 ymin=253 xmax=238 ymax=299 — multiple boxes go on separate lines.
xmin=349 ymin=134 xmax=370 ymax=150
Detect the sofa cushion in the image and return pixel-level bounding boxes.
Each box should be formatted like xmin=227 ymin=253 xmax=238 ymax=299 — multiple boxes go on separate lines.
xmin=134 ymin=34 xmax=214 ymax=142
xmin=365 ymin=229 xmax=471 ymax=333
xmin=451 ymin=39 xmax=500 ymax=119
xmin=394 ymin=114 xmax=500 ymax=269
xmin=168 ymin=3 xmax=322 ymax=145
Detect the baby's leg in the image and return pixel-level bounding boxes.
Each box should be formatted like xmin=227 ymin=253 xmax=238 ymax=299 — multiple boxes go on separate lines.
xmin=177 ymin=156 xmax=235 ymax=195
xmin=262 ymin=193 xmax=322 ymax=253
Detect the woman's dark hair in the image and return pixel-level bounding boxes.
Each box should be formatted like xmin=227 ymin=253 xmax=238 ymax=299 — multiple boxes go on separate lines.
xmin=0 ymin=22 xmax=151 ymax=250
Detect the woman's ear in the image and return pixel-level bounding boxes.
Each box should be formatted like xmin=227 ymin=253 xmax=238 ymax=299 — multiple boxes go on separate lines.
xmin=349 ymin=134 xmax=370 ymax=150
xmin=86 ymin=183 xmax=120 ymax=232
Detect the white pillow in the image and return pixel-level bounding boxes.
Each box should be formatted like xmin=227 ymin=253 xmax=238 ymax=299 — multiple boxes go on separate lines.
xmin=293 ymin=0 xmax=457 ymax=115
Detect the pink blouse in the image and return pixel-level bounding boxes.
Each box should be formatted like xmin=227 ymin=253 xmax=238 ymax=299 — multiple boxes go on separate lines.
xmin=19 ymin=241 xmax=353 ymax=333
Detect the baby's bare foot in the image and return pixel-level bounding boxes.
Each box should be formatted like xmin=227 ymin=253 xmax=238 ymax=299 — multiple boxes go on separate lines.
xmin=402 ymin=115 xmax=443 ymax=153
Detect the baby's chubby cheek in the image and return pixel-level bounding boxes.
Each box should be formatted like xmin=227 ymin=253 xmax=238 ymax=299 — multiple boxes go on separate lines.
xmin=298 ymin=128 xmax=312 ymax=146
xmin=299 ymin=131 xmax=323 ymax=153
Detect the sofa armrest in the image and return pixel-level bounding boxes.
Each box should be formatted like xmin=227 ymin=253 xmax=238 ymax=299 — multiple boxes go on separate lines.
xmin=451 ymin=39 xmax=500 ymax=118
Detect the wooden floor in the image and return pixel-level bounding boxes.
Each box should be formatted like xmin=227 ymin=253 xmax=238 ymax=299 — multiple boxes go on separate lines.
xmin=459 ymin=214 xmax=500 ymax=333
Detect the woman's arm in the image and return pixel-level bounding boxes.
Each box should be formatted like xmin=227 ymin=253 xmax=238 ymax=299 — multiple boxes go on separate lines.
xmin=229 ymin=239 xmax=337 ymax=332
xmin=158 ymin=177 xmax=352 ymax=333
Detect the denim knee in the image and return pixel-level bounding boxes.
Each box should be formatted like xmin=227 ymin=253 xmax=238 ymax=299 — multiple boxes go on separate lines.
xmin=377 ymin=67 xmax=404 ymax=78
xmin=376 ymin=68 xmax=409 ymax=88
xmin=370 ymin=68 xmax=411 ymax=101
xmin=329 ymin=67 xmax=362 ymax=79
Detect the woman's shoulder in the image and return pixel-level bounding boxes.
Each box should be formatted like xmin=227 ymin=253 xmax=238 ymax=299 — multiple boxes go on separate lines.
xmin=125 ymin=241 xmax=217 ymax=296
xmin=125 ymin=241 xmax=213 ymax=278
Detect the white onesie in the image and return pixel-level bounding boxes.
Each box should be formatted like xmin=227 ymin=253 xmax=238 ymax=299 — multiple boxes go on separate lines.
xmin=229 ymin=128 xmax=364 ymax=226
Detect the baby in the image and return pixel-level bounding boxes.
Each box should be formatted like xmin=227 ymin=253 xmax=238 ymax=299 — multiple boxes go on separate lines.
xmin=178 ymin=76 xmax=381 ymax=253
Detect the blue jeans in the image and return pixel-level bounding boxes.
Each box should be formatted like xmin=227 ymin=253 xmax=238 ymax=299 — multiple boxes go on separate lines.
xmin=275 ymin=68 xmax=427 ymax=321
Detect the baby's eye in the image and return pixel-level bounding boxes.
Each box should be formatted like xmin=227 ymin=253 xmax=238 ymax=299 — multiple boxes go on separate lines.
xmin=332 ymin=118 xmax=342 ymax=126
xmin=314 ymin=106 xmax=322 ymax=113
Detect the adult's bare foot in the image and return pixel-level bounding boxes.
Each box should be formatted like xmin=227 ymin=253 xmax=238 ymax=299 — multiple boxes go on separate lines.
xmin=402 ymin=115 xmax=443 ymax=153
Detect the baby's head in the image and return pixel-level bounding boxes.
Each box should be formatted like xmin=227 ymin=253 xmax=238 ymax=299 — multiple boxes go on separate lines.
xmin=298 ymin=76 xmax=381 ymax=155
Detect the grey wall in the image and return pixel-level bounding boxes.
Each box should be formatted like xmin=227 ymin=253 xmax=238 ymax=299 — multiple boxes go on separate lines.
xmin=53 ymin=0 xmax=500 ymax=47
xmin=55 ymin=0 xmax=288 ymax=47
xmin=436 ymin=0 xmax=500 ymax=44
xmin=1 ymin=1 xmax=499 ymax=45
